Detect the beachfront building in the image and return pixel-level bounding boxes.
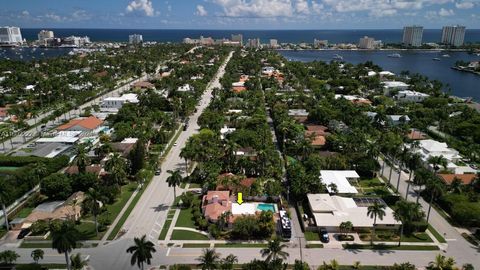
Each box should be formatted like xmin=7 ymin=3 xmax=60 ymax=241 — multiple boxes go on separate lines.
xmin=395 ymin=90 xmax=430 ymax=103
xmin=38 ymin=30 xmax=54 ymax=41
xmin=129 ymin=34 xmax=143 ymax=44
xmin=0 ymin=26 xmax=23 ymax=45
xmin=314 ymin=39 xmax=328 ymax=48
xmin=441 ymin=25 xmax=466 ymax=47
xmin=320 ymin=170 xmax=360 ymax=194
xmin=383 ymin=81 xmax=410 ymax=95
xmin=358 ymin=36 xmax=375 ymax=49
xmin=270 ymin=39 xmax=279 ymax=48
xmin=247 ymin=38 xmax=261 ymax=48
xmin=402 ymin=25 xmax=423 ymax=47
xmin=231 ymin=34 xmax=243 ymax=46
xmin=307 ymin=194 xmax=400 ymax=232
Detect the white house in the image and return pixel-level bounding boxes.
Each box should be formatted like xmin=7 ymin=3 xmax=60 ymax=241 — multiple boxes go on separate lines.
xmin=307 ymin=194 xmax=400 ymax=231
xmin=177 ymin=84 xmax=194 ymax=92
xmin=320 ymin=170 xmax=359 ymax=194
xmin=101 ymin=93 xmax=139 ymax=112
xmin=383 ymin=81 xmax=409 ymax=95
xmin=220 ymin=126 xmax=236 ymax=140
xmin=395 ymin=90 xmax=429 ymax=103
xmin=413 ymin=139 xmax=461 ymax=171
xmin=386 ymin=115 xmax=411 ymax=125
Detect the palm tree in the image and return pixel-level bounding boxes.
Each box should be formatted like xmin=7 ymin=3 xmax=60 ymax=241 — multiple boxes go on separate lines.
xmin=0 ymin=179 xmax=12 ymax=232
xmin=353 ymin=261 xmax=361 ymax=270
xmin=51 ymin=221 xmax=79 ymax=270
xmin=105 ymin=153 xmax=127 ymax=187
xmin=220 ymin=254 xmax=238 ymax=270
xmin=126 ymin=235 xmax=156 ymax=270
xmin=393 ymin=201 xmax=424 ymax=246
xmin=166 ymin=169 xmax=183 ymax=199
xmin=197 ymin=248 xmax=220 ymax=270
xmin=218 ymin=211 xmax=232 ymax=231
xmin=31 ymin=249 xmax=44 ymax=264
xmin=367 ymin=201 xmax=386 ymax=245
xmin=339 ymin=221 xmax=353 ymax=237
xmin=428 ymin=254 xmax=456 ymax=270
xmin=405 ymin=153 xmax=421 ymax=200
xmin=413 ymin=169 xmax=429 ymax=204
xmin=260 ymin=237 xmax=289 ymax=262
xmin=427 ymin=155 xmax=448 ymax=173
xmin=425 ymin=179 xmax=445 ymax=222
xmin=75 ymin=144 xmax=90 ymax=174
xmin=70 ymin=253 xmax=88 ymax=270
xmin=84 ymin=188 xmax=103 ymax=236
xmin=396 ymin=147 xmax=410 ymax=191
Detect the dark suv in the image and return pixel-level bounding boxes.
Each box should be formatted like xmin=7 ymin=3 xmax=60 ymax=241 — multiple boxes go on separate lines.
xmin=320 ymin=229 xmax=330 ymax=243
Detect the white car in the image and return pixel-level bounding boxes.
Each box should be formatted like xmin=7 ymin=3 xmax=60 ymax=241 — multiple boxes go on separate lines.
xmin=173 ymin=142 xmax=177 ymax=146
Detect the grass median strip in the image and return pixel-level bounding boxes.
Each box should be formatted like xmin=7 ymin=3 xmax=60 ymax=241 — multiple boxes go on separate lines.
xmin=159 ymin=220 xmax=172 ymax=240
xmin=214 ymin=243 xmax=268 ymax=248
xmin=171 ymin=230 xmax=209 ymax=241
xmin=428 ymin=225 xmax=447 ymax=243
xmin=343 ymin=244 xmax=439 ymax=251
xmin=306 ymin=244 xmax=324 ymax=248
xmin=183 ymin=243 xmax=211 ymax=248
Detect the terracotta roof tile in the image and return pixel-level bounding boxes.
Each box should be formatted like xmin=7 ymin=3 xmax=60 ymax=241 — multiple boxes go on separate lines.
xmin=57 ymin=116 xmax=103 ymax=131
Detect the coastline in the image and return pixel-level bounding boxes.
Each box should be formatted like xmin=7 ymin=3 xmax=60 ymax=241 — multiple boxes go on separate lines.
xmin=276 ymin=48 xmax=474 ymax=52
xmin=451 ymin=66 xmax=480 ymax=76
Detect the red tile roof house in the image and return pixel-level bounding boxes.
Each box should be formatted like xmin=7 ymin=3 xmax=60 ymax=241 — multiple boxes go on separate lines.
xmin=304 ymin=125 xmax=330 ymax=148
xmin=57 ymin=116 xmax=103 ymax=132
xmin=202 ymin=191 xmax=232 ymax=223
xmin=438 ymin=174 xmax=478 ymax=185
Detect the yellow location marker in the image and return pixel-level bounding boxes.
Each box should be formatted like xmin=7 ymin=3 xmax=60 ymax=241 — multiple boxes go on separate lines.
xmin=236 ymin=192 xmax=244 ymax=205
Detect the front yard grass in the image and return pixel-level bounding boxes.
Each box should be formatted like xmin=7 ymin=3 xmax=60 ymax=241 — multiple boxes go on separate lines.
xmin=175 ymin=208 xmax=196 ymax=228
xmin=15 ymin=207 xmax=33 ymax=218
xmin=359 ymin=232 xmax=433 ymax=243
xmin=76 ymin=221 xmax=104 ymax=240
xmin=183 ymin=243 xmax=211 ymax=248
xmin=304 ymin=231 xmax=320 ymax=241
xmin=171 ymin=230 xmax=209 ymax=241
xmin=343 ymin=243 xmax=439 ymax=250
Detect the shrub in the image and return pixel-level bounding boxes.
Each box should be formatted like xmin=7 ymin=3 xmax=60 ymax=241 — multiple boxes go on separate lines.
xmin=30 ymin=220 xmax=49 ymax=236
xmin=411 ymin=221 xmax=428 ymax=232
xmin=198 ymin=219 xmax=208 ymax=230
xmin=40 ymin=173 xmax=72 ymax=200
xmin=208 ymin=224 xmax=220 ymax=239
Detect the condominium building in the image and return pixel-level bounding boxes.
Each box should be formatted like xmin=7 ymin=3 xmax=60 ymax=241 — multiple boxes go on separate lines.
xmin=247 ymin=38 xmax=261 ymax=48
xmin=441 ymin=25 xmax=466 ymax=47
xmin=358 ymin=36 xmax=375 ymax=49
xmin=314 ymin=39 xmax=328 ymax=48
xmin=129 ymin=34 xmax=143 ymax=44
xmin=231 ymin=34 xmax=243 ymax=46
xmin=269 ymin=39 xmax=279 ymax=48
xmin=0 ymin=26 xmax=23 ymax=45
xmin=38 ymin=30 xmax=54 ymax=41
xmin=402 ymin=25 xmax=423 ymax=47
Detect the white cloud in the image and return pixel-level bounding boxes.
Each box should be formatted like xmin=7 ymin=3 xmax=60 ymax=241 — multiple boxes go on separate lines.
xmin=455 ymin=1 xmax=474 ymax=9
xmin=311 ymin=1 xmax=324 ymax=14
xmin=295 ymin=0 xmax=310 ymax=15
xmin=44 ymin=13 xmax=63 ymax=22
xmin=72 ymin=10 xmax=92 ymax=21
xmin=438 ymin=7 xmax=455 ymax=15
xmin=196 ymin=5 xmax=208 ymax=16
xmin=126 ymin=0 xmax=155 ymax=17
xmin=21 ymin=10 xmax=30 ymax=16
xmin=212 ymin=0 xmax=294 ymax=17
xmin=370 ymin=8 xmax=397 ymax=17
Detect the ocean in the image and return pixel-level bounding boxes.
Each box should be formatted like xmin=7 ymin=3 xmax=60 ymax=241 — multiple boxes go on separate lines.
xmin=20 ymin=28 xmax=480 ymax=44
xmin=278 ymin=50 xmax=480 ymax=101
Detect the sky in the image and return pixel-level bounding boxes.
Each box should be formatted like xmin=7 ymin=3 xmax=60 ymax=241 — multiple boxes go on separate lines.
xmin=1 ymin=0 xmax=479 ymax=29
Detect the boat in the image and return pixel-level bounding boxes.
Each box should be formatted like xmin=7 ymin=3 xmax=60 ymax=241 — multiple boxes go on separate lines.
xmin=442 ymin=54 xmax=450 ymax=57
xmin=432 ymin=58 xmax=441 ymax=61
xmin=332 ymin=54 xmax=343 ymax=60
xmin=388 ymin=53 xmax=401 ymax=58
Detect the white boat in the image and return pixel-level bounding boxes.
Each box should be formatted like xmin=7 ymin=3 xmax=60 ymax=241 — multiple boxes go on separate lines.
xmin=442 ymin=54 xmax=450 ymax=57
xmin=333 ymin=54 xmax=343 ymax=60
xmin=432 ymin=58 xmax=441 ymax=61
xmin=388 ymin=53 xmax=401 ymax=58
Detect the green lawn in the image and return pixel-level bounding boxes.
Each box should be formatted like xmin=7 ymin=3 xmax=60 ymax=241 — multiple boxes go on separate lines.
xmin=183 ymin=243 xmax=211 ymax=248
xmin=358 ymin=178 xmax=383 ymax=188
xmin=343 ymin=244 xmax=439 ymax=250
xmin=401 ymin=232 xmax=433 ymax=242
xmin=304 ymin=231 xmax=320 ymax=241
xmin=214 ymin=243 xmax=268 ymax=248
xmin=175 ymin=208 xmax=196 ymax=228
xmin=359 ymin=232 xmax=433 ymax=243
xmin=19 ymin=242 xmax=52 ymax=248
xmin=188 ymin=183 xmax=201 ymax=189
xmin=107 ymin=182 xmax=146 ymax=240
xmin=159 ymin=220 xmax=172 ymax=240
xmin=15 ymin=207 xmax=33 ymax=218
xmin=306 ymin=244 xmax=324 ymax=248
xmin=428 ymin=225 xmax=447 ymax=243
xmin=75 ymin=221 xmax=104 ymax=240
xmin=171 ymin=230 xmax=209 ymax=240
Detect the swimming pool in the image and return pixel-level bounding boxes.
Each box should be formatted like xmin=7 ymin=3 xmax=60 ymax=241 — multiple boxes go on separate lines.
xmin=257 ymin=203 xmax=276 ymax=212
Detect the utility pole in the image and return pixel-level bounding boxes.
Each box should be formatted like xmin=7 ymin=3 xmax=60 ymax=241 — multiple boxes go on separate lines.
xmin=296 ymin=236 xmax=304 ymax=263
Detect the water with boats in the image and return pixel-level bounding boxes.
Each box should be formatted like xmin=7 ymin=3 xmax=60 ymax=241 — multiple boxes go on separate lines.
xmin=278 ymin=50 xmax=480 ymax=101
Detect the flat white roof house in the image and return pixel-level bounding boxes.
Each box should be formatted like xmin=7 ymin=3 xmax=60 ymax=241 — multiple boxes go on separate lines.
xmin=414 ymin=139 xmax=461 ymax=171
xmin=101 ymin=93 xmax=139 ymax=112
xmin=307 ymin=194 xmax=400 ymax=231
xmin=177 ymin=84 xmax=194 ymax=92
xmin=383 ymin=81 xmax=409 ymax=95
xmin=220 ymin=126 xmax=236 ymax=140
xmin=320 ymin=170 xmax=359 ymax=194
xmin=395 ymin=90 xmax=429 ymax=103
xmin=387 ymin=115 xmax=411 ymax=126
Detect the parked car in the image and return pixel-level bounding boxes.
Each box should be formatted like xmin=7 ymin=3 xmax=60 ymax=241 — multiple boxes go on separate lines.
xmin=155 ymin=169 xmax=161 ymax=175
xmin=320 ymin=229 xmax=330 ymax=243
xmin=17 ymin=228 xmax=30 ymax=239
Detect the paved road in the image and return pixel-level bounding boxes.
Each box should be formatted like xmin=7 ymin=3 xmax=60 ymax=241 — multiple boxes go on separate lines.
xmin=380 ymin=159 xmax=480 ymax=268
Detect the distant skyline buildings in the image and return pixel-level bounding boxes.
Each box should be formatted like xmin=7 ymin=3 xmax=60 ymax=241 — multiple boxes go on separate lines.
xmin=129 ymin=34 xmax=143 ymax=44
xmin=231 ymin=34 xmax=243 ymax=46
xmin=0 ymin=26 xmax=23 ymax=45
xmin=358 ymin=36 xmax=375 ymax=49
xmin=403 ymin=25 xmax=424 ymax=47
xmin=441 ymin=25 xmax=466 ymax=46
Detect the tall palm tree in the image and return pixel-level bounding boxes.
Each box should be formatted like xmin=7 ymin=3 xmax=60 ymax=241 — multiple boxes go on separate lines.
xmin=197 ymin=248 xmax=220 ymax=270
xmin=126 ymin=235 xmax=156 ymax=270
xmin=84 ymin=188 xmax=103 ymax=236
xmin=51 ymin=221 xmax=79 ymax=270
xmin=70 ymin=253 xmax=88 ymax=270
xmin=367 ymin=201 xmax=386 ymax=245
xmin=413 ymin=169 xmax=429 ymax=204
xmin=405 ymin=153 xmax=421 ymax=200
xmin=31 ymin=249 xmax=44 ymax=264
xmin=75 ymin=144 xmax=90 ymax=174
xmin=396 ymin=147 xmax=410 ymax=191
xmin=428 ymin=155 xmax=448 ymax=173
xmin=425 ymin=179 xmax=445 ymax=222
xmin=166 ymin=169 xmax=183 ymax=199
xmin=260 ymin=237 xmax=289 ymax=262
xmin=105 ymin=153 xmax=127 ymax=187
xmin=0 ymin=179 xmax=11 ymax=232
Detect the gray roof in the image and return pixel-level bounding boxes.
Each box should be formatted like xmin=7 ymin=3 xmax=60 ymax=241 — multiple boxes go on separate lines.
xmin=34 ymin=201 xmax=64 ymax=213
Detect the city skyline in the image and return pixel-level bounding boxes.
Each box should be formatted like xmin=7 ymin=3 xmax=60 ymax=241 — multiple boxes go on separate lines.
xmin=0 ymin=0 xmax=479 ymax=29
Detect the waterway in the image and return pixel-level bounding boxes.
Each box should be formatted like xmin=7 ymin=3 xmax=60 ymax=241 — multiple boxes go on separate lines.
xmin=278 ymin=50 xmax=480 ymax=101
